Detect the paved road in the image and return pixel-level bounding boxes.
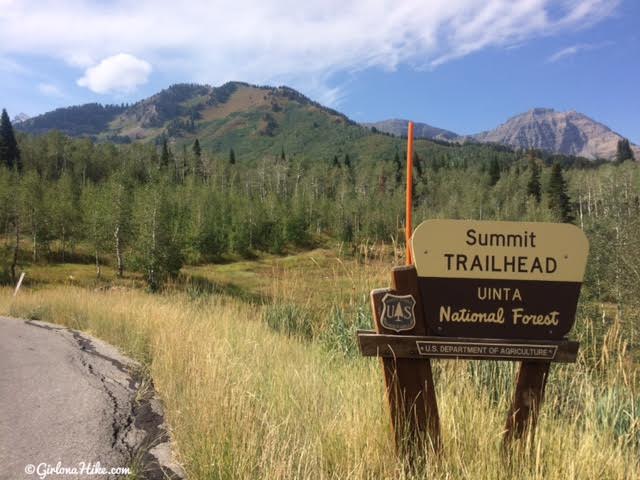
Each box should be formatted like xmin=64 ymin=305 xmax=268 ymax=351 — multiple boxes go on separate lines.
xmin=0 ymin=317 xmax=183 ymax=480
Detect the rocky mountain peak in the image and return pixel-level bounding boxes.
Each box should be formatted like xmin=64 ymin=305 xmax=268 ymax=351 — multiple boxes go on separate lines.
xmin=12 ymin=112 xmax=30 ymax=123
xmin=473 ymin=108 xmax=638 ymax=160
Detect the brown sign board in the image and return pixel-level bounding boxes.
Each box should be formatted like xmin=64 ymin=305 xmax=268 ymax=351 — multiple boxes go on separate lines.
xmin=411 ymin=220 xmax=589 ymax=340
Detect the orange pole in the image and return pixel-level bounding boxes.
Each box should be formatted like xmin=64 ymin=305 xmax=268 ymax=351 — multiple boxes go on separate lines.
xmin=406 ymin=121 xmax=414 ymax=265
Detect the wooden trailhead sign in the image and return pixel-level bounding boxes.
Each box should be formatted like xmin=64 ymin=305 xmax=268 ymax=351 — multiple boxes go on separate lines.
xmin=414 ymin=220 xmax=588 ymax=340
xmin=357 ymin=219 xmax=589 ymax=458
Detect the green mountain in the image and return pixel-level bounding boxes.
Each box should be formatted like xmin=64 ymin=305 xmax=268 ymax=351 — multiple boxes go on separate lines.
xmin=17 ymin=81 xmax=518 ymax=166
xmin=18 ymin=103 xmax=128 ymax=137
xmin=17 ymin=82 xmax=631 ymax=166
xmin=17 ymin=82 xmax=361 ymax=157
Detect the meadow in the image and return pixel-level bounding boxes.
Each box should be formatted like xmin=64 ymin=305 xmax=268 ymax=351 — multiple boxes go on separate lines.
xmin=2 ymin=124 xmax=640 ymax=478
xmin=2 ymin=248 xmax=638 ymax=479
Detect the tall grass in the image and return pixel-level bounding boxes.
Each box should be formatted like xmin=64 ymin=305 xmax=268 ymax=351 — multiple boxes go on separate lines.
xmin=2 ymin=276 xmax=638 ymax=478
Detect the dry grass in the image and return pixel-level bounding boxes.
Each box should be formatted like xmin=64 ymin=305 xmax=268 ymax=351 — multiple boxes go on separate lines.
xmin=200 ymin=87 xmax=269 ymax=122
xmin=1 ymin=255 xmax=638 ymax=479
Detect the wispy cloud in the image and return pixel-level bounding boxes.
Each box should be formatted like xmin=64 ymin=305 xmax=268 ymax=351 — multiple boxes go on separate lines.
xmin=0 ymin=56 xmax=29 ymax=75
xmin=548 ymin=45 xmax=583 ymax=62
xmin=37 ymin=82 xmax=64 ymax=97
xmin=547 ymin=41 xmax=614 ymax=62
xmin=0 ymin=0 xmax=621 ymax=101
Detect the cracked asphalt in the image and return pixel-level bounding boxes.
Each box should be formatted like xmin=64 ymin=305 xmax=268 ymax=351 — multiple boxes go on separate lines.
xmin=0 ymin=317 xmax=184 ymax=480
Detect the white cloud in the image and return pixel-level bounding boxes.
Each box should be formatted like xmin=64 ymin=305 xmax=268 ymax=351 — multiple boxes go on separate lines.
xmin=0 ymin=0 xmax=620 ymax=101
xmin=37 ymin=82 xmax=64 ymax=97
xmin=77 ymin=53 xmax=152 ymax=94
xmin=66 ymin=52 xmax=95 ymax=68
xmin=548 ymin=45 xmax=582 ymax=62
xmin=0 ymin=56 xmax=29 ymax=75
xmin=547 ymin=41 xmax=614 ymax=62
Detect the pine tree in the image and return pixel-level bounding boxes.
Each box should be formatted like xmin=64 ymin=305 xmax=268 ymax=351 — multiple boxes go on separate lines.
xmin=616 ymin=138 xmax=634 ymax=163
xmin=0 ymin=109 xmax=21 ymax=171
xmin=526 ymin=156 xmax=541 ymax=203
xmin=192 ymin=139 xmax=204 ymax=179
xmin=160 ymin=138 xmax=170 ymax=168
xmin=413 ymin=152 xmax=423 ymax=177
xmin=547 ymin=162 xmax=573 ymax=223
xmin=181 ymin=144 xmax=189 ymax=181
xmin=343 ymin=153 xmax=355 ymax=186
xmin=488 ymin=158 xmax=500 ymax=186
xmin=192 ymin=138 xmax=201 ymax=159
xmin=393 ymin=150 xmax=403 ymax=185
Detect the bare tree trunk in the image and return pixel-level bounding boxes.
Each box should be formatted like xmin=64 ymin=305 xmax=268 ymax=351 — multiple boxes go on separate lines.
xmin=625 ymin=174 xmax=631 ymax=218
xmin=579 ymin=195 xmax=584 ymax=230
xmin=149 ymin=205 xmax=157 ymax=289
xmin=95 ymin=248 xmax=101 ymax=279
xmin=11 ymin=220 xmax=20 ymax=284
xmin=114 ymin=224 xmax=123 ymax=277
xmin=61 ymin=225 xmax=66 ymax=262
xmin=32 ymin=230 xmax=37 ymax=262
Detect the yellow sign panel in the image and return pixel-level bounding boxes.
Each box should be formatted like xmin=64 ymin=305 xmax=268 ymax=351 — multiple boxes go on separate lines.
xmin=412 ymin=220 xmax=589 ymax=282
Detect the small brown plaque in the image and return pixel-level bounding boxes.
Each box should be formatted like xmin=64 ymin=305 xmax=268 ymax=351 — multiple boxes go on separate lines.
xmin=356 ymin=331 xmax=579 ymax=363
xmin=416 ymin=340 xmax=558 ymax=361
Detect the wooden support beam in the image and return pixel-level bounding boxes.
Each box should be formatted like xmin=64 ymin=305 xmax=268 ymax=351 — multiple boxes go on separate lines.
xmin=503 ymin=361 xmax=551 ymax=446
xmin=371 ymin=265 xmax=441 ymax=456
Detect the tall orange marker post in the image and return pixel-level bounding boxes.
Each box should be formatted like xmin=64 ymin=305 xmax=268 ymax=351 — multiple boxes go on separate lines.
xmin=406 ymin=121 xmax=414 ymax=265
xmin=359 ymin=119 xmax=441 ymax=459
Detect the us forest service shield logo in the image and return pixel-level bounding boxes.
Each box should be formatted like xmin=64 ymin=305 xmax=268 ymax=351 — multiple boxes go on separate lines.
xmin=381 ymin=294 xmax=417 ymax=332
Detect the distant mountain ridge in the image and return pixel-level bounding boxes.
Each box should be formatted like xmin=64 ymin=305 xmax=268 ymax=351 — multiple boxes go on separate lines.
xmin=468 ymin=108 xmax=639 ymax=160
xmin=15 ymin=83 xmax=637 ymax=162
xmin=365 ymin=110 xmax=638 ymax=160
xmin=19 ymin=103 xmax=128 ymax=137
xmin=363 ymin=119 xmax=458 ymax=141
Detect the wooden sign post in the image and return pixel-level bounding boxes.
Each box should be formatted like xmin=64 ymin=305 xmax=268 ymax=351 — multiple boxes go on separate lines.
xmin=358 ymin=219 xmax=589 ymax=459
xmin=370 ymin=265 xmax=441 ymax=456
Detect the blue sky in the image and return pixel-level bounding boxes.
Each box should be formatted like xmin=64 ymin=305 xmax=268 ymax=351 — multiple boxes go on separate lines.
xmin=0 ymin=0 xmax=637 ymax=142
